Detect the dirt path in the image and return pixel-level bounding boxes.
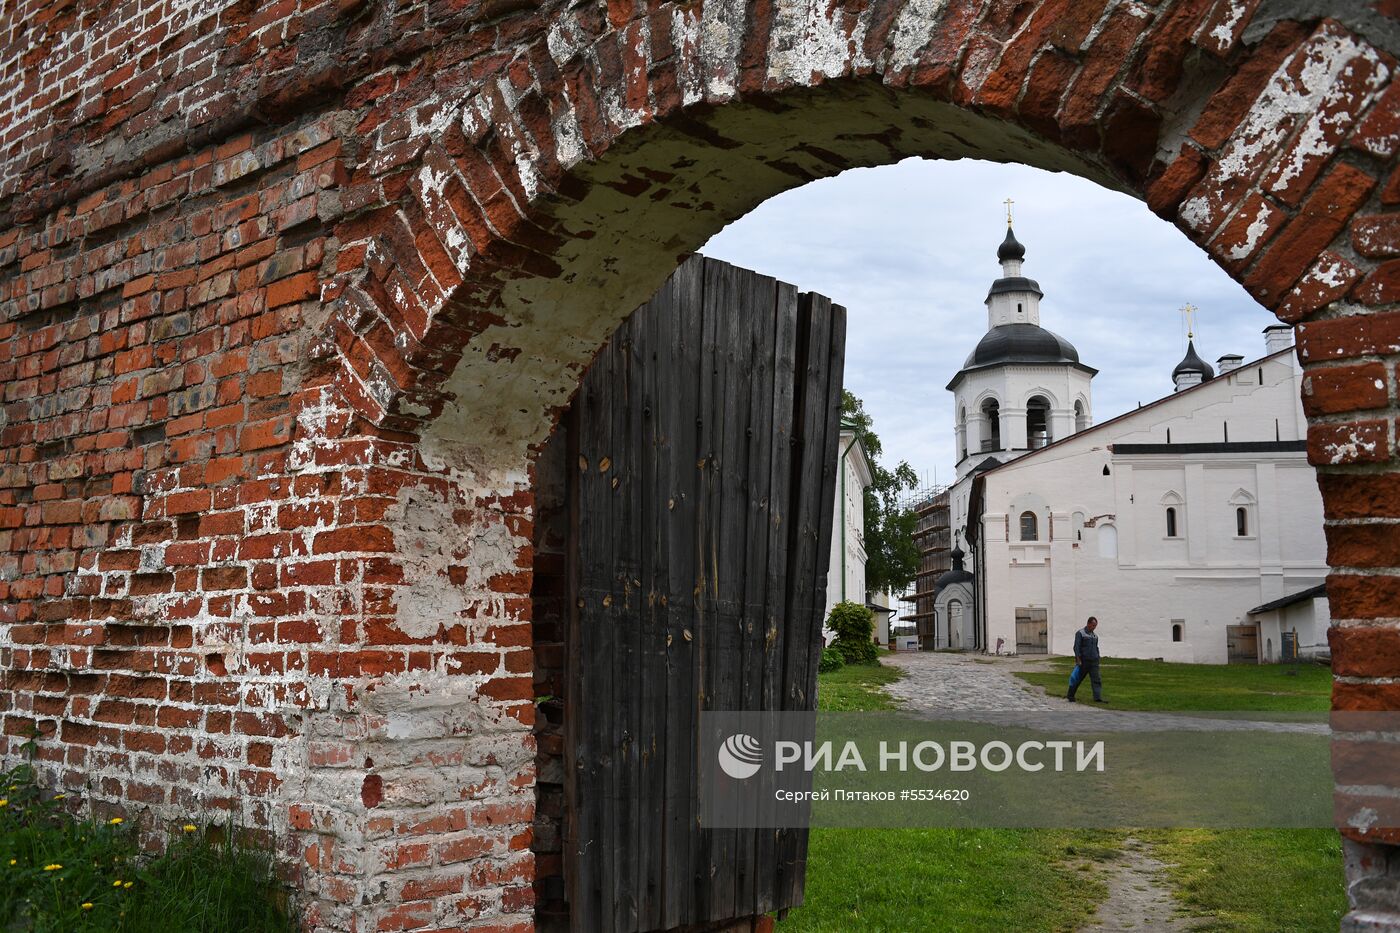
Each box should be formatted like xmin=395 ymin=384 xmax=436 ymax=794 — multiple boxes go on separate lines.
xmin=1080 ymin=837 xmax=1197 ymax=932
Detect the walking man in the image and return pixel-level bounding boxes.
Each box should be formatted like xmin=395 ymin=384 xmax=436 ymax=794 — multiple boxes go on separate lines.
xmin=1067 ymin=616 xmax=1105 ymax=703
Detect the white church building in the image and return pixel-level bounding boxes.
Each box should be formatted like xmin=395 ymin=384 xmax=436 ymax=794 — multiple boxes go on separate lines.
xmin=933 ymin=225 xmax=1330 ymax=664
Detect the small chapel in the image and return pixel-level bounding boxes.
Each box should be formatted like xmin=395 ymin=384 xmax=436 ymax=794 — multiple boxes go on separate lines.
xmin=930 ymin=221 xmax=1331 ymax=664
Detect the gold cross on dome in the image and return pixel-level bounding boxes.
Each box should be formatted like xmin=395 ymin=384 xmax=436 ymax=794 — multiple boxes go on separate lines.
xmin=1003 ymin=197 xmax=1014 ymax=227
xmin=1180 ymin=302 xmax=1198 ymax=339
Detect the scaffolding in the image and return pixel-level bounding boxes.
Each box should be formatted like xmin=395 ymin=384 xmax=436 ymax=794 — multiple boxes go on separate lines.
xmin=897 ymin=481 xmax=952 ymax=649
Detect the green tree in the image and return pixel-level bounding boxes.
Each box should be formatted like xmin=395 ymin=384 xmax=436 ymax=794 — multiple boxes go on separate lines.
xmin=840 ymin=390 xmax=920 ymax=595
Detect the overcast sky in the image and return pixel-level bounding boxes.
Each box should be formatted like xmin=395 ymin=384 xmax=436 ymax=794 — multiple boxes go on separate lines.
xmin=700 ymin=157 xmax=1279 ymax=490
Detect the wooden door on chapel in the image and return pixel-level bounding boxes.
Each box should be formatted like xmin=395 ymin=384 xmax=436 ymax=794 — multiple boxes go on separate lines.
xmin=560 ymin=255 xmax=846 ymax=932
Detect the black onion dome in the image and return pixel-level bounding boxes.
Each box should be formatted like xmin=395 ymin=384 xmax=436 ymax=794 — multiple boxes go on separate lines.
xmin=1172 ymin=339 xmax=1215 ymax=380
xmin=935 ymin=547 xmax=974 ymax=591
xmin=997 ymin=226 xmax=1026 ymax=262
xmin=962 ymin=323 xmax=1080 ymax=369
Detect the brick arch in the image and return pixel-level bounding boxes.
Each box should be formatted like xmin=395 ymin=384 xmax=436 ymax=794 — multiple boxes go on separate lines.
xmin=4 ymin=1 xmax=1400 ymax=931
xmin=306 ymin=4 xmax=1400 ymax=928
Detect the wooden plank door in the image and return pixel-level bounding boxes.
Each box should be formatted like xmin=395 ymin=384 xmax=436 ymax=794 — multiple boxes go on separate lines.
xmin=562 ymin=255 xmax=846 ymax=932
xmin=1015 ymin=608 xmax=1048 ymax=653
xmin=1227 ymin=624 xmax=1259 ymax=664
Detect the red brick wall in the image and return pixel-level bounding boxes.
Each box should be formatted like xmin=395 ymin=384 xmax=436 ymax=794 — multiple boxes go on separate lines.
xmin=4 ymin=2 xmax=1400 ymax=931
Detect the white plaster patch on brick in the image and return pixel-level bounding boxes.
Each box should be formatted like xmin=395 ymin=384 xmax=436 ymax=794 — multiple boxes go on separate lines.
xmin=493 ymin=88 xmax=543 ymax=202
xmin=701 ymin=0 xmax=746 ymax=101
xmin=1208 ymin=0 xmax=1250 ymax=49
xmin=551 ymin=105 xmax=587 ymax=170
xmin=1269 ymin=56 xmax=1389 ymax=196
xmin=1227 ymin=200 xmax=1279 ymax=261
xmin=767 ymin=0 xmax=865 ymax=85
xmin=1324 ymin=429 xmax=1381 ymax=463
xmin=959 ymin=33 xmax=1001 ymax=94
xmin=885 ymin=0 xmax=950 ymax=72
xmin=139 ymin=544 xmax=166 ymax=572
xmin=247 ymin=502 xmax=276 ymax=536
xmin=515 ymin=149 xmax=541 ymax=202
xmin=387 ymin=486 xmax=473 ymax=639
xmin=289 ymin=388 xmax=341 ymax=473
xmin=408 ymin=95 xmax=462 ymax=142
xmin=546 ymin=12 xmax=586 ymax=65
xmin=1315 ymin=257 xmax=1354 ymax=290
xmin=461 ymin=96 xmax=493 ymax=144
xmin=1181 ymin=24 xmax=1382 ymax=235
xmin=364 ymin=674 xmax=532 ymax=755
xmin=417 ymin=162 xmax=449 ymax=198
xmin=1348 ymin=805 xmax=1380 ymax=832
xmin=673 ymin=5 xmax=705 ymax=106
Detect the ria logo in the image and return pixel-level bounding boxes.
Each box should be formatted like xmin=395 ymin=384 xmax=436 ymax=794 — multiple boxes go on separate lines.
xmin=717 ymin=733 xmax=764 ymax=779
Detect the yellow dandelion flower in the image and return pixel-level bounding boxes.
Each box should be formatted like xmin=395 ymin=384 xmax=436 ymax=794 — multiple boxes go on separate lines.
xmin=182 ymin=824 xmax=196 ymax=832
xmin=43 ymin=864 xmax=61 ymax=871
xmin=7 ymin=859 xmax=14 ymax=866
xmin=81 ymin=903 xmax=93 ymax=910
xmin=108 ymin=817 xmax=123 ymax=825
xmin=123 ymin=881 xmax=133 ymax=889
xmin=0 ymin=799 xmax=8 ymax=807
xmin=52 ymin=794 xmax=65 ymax=801
xmin=113 ymin=879 xmax=123 ymax=887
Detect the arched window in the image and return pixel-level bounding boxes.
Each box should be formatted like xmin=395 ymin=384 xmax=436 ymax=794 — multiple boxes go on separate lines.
xmin=981 ymin=399 xmax=1001 ymax=451
xmin=1019 ymin=511 xmax=1038 ymax=541
xmin=1161 ymin=491 xmax=1184 ymax=538
xmin=1072 ymin=511 xmax=1085 ymax=542
xmin=1171 ymin=622 xmax=1183 ymax=643
xmin=1074 ymin=400 xmax=1087 ymax=433
xmin=1229 ymin=489 xmax=1255 ymax=538
xmin=958 ymin=406 xmax=967 ymax=459
xmin=1026 ymin=395 xmax=1051 ymax=449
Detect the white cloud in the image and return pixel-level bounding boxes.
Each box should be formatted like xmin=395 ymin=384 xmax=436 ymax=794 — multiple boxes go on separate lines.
xmin=700 ymin=158 xmax=1275 ymax=485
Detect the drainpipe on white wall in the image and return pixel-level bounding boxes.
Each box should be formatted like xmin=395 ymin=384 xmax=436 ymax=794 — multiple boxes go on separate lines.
xmin=839 ymin=432 xmax=859 ymax=604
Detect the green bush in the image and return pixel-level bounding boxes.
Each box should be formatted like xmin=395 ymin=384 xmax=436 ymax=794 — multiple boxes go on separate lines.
xmin=827 ymin=601 xmax=878 ymax=665
xmin=0 ymin=750 xmax=296 ymax=933
xmin=818 ymin=646 xmax=846 ymax=673
xmin=836 ymin=637 xmax=878 ymax=665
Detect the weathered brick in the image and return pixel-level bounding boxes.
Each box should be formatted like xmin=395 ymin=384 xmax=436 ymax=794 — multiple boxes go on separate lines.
xmin=1302 ymin=362 xmax=1390 ymax=415
xmin=1243 ymin=163 xmax=1376 ymax=305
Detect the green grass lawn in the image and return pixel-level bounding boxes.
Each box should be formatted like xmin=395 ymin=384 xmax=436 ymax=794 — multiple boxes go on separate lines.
xmin=815 ymin=660 xmax=904 ymax=711
xmin=1145 ymin=829 xmax=1347 ymax=932
xmin=794 ymin=658 xmax=1344 ymax=930
xmin=777 ymin=828 xmax=1118 ymax=932
xmin=1013 ymin=657 xmax=1332 ymax=711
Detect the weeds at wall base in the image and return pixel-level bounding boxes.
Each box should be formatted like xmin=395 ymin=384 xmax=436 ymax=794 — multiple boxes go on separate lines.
xmin=0 ymin=742 xmax=297 ymax=932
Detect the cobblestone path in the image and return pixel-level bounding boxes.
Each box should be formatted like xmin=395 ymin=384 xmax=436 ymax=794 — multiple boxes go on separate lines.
xmin=880 ymin=651 xmax=1325 ymax=735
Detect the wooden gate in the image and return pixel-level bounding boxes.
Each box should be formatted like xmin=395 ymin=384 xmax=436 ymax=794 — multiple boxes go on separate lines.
xmin=1227 ymin=624 xmax=1259 ymax=664
xmin=1015 ymin=608 xmax=1048 ymax=654
xmin=561 ymin=256 xmax=846 ymax=932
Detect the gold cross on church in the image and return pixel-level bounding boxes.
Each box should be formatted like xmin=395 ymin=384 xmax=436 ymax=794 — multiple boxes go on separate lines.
xmin=1180 ymin=302 xmax=1198 ymax=339
xmin=1003 ymin=197 xmax=1014 ymax=227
